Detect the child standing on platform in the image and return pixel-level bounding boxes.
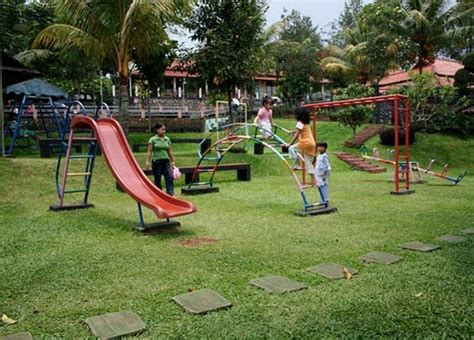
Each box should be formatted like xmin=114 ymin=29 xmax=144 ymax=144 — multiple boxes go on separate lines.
xmin=285 ymin=107 xmax=317 ymax=186
xmin=315 ymin=141 xmax=331 ymax=204
xmin=254 ymin=96 xmax=274 ymax=138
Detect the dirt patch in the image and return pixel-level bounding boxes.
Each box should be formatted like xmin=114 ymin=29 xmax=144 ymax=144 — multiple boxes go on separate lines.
xmin=179 ymin=237 xmax=220 ymax=247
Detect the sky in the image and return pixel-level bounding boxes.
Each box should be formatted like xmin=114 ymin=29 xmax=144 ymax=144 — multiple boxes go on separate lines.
xmin=171 ymin=0 xmax=373 ymax=47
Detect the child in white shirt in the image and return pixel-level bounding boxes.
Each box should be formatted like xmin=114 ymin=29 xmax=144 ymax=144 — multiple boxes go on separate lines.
xmin=315 ymin=141 xmax=331 ymax=204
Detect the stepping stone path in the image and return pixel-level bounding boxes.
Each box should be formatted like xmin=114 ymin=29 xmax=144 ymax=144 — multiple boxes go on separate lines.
xmin=399 ymin=241 xmax=441 ymax=252
xmin=436 ymin=235 xmax=468 ymax=243
xmin=360 ymin=251 xmax=403 ymax=265
xmin=344 ymin=125 xmax=385 ymax=148
xmin=461 ymin=228 xmax=474 ymax=235
xmin=306 ymin=263 xmax=358 ymax=279
xmin=0 ymin=332 xmax=33 ymax=340
xmin=335 ymin=152 xmax=387 ymax=173
xmin=172 ymin=289 xmax=231 ymax=314
xmin=249 ymin=275 xmax=307 ymax=294
xmin=84 ymin=310 xmax=146 ymax=339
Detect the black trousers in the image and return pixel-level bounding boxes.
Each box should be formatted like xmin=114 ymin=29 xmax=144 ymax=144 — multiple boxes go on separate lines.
xmin=152 ymin=159 xmax=174 ymax=195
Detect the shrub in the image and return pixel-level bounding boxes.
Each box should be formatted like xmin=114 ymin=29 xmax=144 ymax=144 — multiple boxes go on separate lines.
xmin=379 ymin=127 xmax=416 ymax=146
xmin=272 ymin=103 xmax=295 ymax=117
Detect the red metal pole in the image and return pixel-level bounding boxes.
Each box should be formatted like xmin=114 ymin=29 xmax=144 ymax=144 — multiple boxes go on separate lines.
xmin=404 ymin=97 xmax=410 ymax=191
xmin=393 ymin=97 xmax=400 ymax=193
xmin=312 ymin=108 xmax=317 ymax=145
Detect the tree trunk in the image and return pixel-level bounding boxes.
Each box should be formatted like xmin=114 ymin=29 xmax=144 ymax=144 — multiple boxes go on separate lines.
xmin=119 ymin=75 xmax=129 ymax=135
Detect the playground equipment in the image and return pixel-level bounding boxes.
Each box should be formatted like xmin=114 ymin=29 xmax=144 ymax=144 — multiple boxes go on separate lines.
xmin=5 ymin=79 xmax=69 ymax=156
xmin=361 ymin=146 xmax=467 ymax=185
xmin=303 ymin=94 xmax=414 ymax=195
xmin=4 ymin=96 xmax=65 ymax=155
xmin=50 ymin=101 xmax=196 ymax=231
xmin=184 ymin=123 xmax=336 ymax=216
xmin=209 ymin=100 xmax=248 ymax=138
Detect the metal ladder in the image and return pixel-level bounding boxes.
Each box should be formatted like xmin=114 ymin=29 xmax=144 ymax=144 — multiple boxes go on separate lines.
xmin=50 ymin=102 xmax=109 ymax=211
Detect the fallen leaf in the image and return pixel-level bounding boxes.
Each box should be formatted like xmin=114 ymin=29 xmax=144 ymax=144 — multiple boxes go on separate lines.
xmin=414 ymin=292 xmax=423 ymax=298
xmin=2 ymin=314 xmax=17 ymax=325
xmin=343 ymin=267 xmax=352 ymax=280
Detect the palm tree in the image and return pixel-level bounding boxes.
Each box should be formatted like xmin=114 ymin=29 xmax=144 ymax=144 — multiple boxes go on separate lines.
xmin=401 ymin=0 xmax=473 ymax=71
xmin=33 ymin=0 xmax=188 ymax=133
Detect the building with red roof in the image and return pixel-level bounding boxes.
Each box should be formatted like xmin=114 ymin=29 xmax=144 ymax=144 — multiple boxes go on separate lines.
xmin=378 ymin=58 xmax=463 ymax=93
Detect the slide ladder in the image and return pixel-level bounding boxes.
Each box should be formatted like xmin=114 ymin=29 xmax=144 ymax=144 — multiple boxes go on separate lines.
xmin=50 ymin=102 xmax=108 ymax=210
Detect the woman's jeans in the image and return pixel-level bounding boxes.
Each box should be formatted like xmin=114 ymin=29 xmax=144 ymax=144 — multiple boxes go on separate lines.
xmin=152 ymin=159 xmax=174 ymax=195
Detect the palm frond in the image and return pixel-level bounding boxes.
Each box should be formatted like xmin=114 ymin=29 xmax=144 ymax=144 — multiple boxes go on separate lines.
xmin=33 ymin=24 xmax=105 ymax=66
xmin=321 ymin=57 xmax=353 ymax=73
xmin=13 ymin=49 xmax=53 ymax=66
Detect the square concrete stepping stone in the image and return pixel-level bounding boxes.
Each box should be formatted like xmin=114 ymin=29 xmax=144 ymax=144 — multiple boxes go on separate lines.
xmin=437 ymin=235 xmax=468 ymax=243
xmin=306 ymin=263 xmax=359 ymax=279
xmin=399 ymin=241 xmax=440 ymax=252
xmin=0 ymin=333 xmax=33 ymax=340
xmin=84 ymin=310 xmax=146 ymax=339
xmin=360 ymin=251 xmax=403 ymax=265
xmin=172 ymin=289 xmax=231 ymax=314
xmin=461 ymin=228 xmax=474 ymax=235
xmin=249 ymin=275 xmax=307 ymax=294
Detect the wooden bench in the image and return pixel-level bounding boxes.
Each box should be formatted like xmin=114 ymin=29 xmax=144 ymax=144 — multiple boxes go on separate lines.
xmin=116 ymin=163 xmax=250 ymax=190
xmin=132 ymin=138 xmax=211 ymax=154
xmin=38 ymin=138 xmax=99 ymax=158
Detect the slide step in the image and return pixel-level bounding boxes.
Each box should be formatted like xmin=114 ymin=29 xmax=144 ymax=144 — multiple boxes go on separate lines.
xmin=73 ymin=137 xmax=97 ymax=141
xmin=70 ymin=154 xmax=95 ymax=159
xmin=196 ymin=168 xmax=214 ymax=173
xmin=64 ymin=189 xmax=88 ymax=193
xmin=67 ymin=172 xmax=92 ymax=176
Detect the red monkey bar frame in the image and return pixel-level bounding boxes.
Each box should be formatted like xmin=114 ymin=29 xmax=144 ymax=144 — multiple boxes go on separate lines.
xmin=303 ymin=94 xmax=414 ymax=195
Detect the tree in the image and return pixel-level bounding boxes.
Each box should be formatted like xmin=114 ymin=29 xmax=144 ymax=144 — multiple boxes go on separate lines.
xmin=325 ymin=0 xmax=364 ymax=47
xmin=187 ymin=0 xmax=267 ymax=121
xmin=271 ymin=39 xmax=320 ymax=102
xmin=331 ymin=84 xmax=375 ymax=136
xmin=33 ymin=0 xmax=187 ymax=134
xmin=279 ymin=9 xmax=321 ymax=47
xmin=0 ymin=0 xmax=54 ymax=56
xmin=266 ymin=9 xmax=321 ymax=102
xmin=322 ymin=2 xmax=409 ymax=89
xmin=401 ymin=0 xmax=473 ymax=70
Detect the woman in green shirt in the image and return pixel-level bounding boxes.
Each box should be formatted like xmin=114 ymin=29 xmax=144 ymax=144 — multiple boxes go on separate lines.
xmin=145 ymin=123 xmax=176 ymax=195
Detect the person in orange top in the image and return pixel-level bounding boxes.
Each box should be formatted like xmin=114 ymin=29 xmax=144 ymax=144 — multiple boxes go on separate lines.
xmin=285 ymin=107 xmax=317 ymax=185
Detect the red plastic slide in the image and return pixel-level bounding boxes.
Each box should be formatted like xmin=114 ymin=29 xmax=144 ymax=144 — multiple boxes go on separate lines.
xmin=71 ymin=115 xmax=197 ymax=219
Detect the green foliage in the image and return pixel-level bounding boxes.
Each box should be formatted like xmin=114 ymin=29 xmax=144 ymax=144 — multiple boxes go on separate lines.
xmin=454 ymin=68 xmax=472 ymax=96
xmin=271 ymin=103 xmax=295 ymax=117
xmin=0 ymin=122 xmax=473 ymax=338
xmin=400 ymin=0 xmax=473 ymax=67
xmin=0 ymin=0 xmax=54 ymax=55
xmin=187 ymin=0 xmax=267 ymax=121
xmin=463 ymin=51 xmax=474 ymax=72
xmin=265 ymin=9 xmax=321 ymax=102
xmin=392 ymin=72 xmax=472 ymax=134
xmin=279 ymin=9 xmax=321 ymax=47
xmin=326 ymin=0 xmax=364 ymax=48
xmin=205 ymin=90 xmax=228 ymax=106
xmin=271 ymin=40 xmax=320 ymax=102
xmin=332 ymin=84 xmax=375 ymax=136
xmin=455 ymin=52 xmax=474 ymax=96
xmin=33 ymin=0 xmax=187 ymax=133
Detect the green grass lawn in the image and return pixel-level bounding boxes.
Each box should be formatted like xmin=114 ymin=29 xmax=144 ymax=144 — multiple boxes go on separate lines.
xmin=1 ymin=120 xmax=473 ymax=338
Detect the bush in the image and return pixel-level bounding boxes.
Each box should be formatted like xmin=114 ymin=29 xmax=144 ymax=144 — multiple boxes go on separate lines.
xmin=379 ymin=128 xmax=416 ymax=146
xmin=463 ymin=51 xmax=474 ymax=73
xmin=272 ymin=103 xmax=295 ymax=117
xmin=454 ymin=68 xmax=472 ymax=96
